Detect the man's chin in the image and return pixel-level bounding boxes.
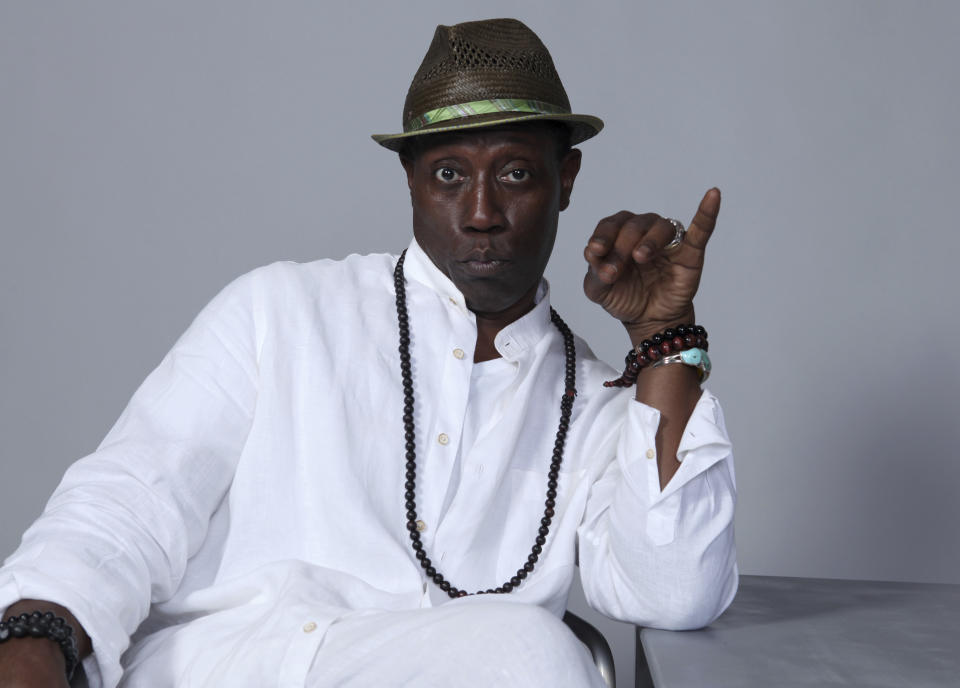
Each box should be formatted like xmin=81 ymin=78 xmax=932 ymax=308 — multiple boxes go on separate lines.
xmin=462 ymin=288 xmax=538 ymax=321
xmin=448 ymin=266 xmax=542 ymax=320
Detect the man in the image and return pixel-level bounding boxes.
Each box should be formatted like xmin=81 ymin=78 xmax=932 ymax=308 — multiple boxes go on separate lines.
xmin=0 ymin=18 xmax=736 ymax=687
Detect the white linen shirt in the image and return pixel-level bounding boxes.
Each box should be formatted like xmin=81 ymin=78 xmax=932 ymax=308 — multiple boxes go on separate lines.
xmin=0 ymin=239 xmax=737 ymax=687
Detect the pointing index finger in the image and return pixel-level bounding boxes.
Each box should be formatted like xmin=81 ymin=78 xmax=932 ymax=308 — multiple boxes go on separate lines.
xmin=682 ymin=187 xmax=721 ymax=252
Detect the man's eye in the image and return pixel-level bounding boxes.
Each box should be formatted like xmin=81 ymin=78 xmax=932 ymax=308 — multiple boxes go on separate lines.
xmin=504 ymin=168 xmax=530 ymax=182
xmin=434 ymin=167 xmax=461 ymax=182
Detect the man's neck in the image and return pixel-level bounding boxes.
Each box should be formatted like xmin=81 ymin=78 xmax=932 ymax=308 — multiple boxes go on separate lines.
xmin=470 ymin=286 xmax=538 ymax=363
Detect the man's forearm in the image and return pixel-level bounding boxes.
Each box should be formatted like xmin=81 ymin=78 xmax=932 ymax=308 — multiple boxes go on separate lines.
xmin=625 ymin=321 xmax=703 ymax=490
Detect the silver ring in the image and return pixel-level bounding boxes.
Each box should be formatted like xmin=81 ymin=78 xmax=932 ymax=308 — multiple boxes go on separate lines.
xmin=664 ymin=218 xmax=686 ymax=251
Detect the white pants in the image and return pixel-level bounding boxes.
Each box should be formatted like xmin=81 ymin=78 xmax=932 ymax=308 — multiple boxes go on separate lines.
xmin=306 ymin=600 xmax=607 ymax=687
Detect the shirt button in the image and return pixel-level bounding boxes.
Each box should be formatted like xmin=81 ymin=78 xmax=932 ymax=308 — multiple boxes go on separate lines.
xmin=646 ymin=448 xmax=655 ymax=459
xmin=453 ymin=348 xmax=465 ymax=359
xmin=437 ymin=433 xmax=449 ymax=445
xmin=416 ymin=519 xmax=427 ymax=532
xmin=302 ymin=621 xmax=318 ymax=633
xmin=449 ymin=297 xmax=458 ymax=306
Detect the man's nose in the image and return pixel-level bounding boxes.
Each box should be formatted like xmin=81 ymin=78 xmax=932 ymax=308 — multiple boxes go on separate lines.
xmin=463 ymin=174 xmax=505 ymax=232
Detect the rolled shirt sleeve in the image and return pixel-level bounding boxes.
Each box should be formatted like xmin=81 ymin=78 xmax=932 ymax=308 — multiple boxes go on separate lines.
xmin=577 ymin=389 xmax=738 ymax=630
xmin=0 ymin=269 xmax=262 ymax=687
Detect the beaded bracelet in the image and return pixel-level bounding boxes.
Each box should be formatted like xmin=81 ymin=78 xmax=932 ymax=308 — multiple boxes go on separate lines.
xmin=0 ymin=611 xmax=80 ymax=681
xmin=603 ymin=324 xmax=708 ymax=388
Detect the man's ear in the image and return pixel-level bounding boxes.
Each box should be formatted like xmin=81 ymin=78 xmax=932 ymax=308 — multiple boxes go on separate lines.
xmin=400 ymin=154 xmax=416 ymax=194
xmin=558 ymin=148 xmax=582 ymax=212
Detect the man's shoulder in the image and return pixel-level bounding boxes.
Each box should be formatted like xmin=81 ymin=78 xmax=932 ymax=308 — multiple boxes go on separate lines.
xmin=235 ymin=251 xmax=398 ymax=301
xmin=197 ymin=251 xmax=399 ymax=331
xmin=250 ymin=251 xmax=396 ymax=284
xmin=567 ymin=331 xmax=621 ymax=390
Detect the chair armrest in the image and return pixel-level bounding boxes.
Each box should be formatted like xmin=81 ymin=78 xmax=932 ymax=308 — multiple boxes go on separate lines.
xmin=562 ymin=611 xmax=616 ymax=688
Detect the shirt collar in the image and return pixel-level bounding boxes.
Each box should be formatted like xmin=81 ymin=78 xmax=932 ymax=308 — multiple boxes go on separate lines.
xmin=402 ymin=238 xmax=554 ymax=363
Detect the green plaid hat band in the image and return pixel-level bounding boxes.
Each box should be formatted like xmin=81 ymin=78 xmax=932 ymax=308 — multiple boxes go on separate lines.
xmin=406 ymin=98 xmax=569 ymax=133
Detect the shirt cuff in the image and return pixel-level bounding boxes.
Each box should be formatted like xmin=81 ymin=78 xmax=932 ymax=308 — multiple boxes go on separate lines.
xmin=618 ymin=388 xmax=733 ymax=543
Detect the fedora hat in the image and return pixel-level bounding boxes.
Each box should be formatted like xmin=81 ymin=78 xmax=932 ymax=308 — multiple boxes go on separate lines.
xmin=372 ymin=18 xmax=603 ymax=151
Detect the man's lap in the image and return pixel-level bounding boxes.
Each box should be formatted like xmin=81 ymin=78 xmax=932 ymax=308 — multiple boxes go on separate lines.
xmin=306 ymin=600 xmax=606 ymax=687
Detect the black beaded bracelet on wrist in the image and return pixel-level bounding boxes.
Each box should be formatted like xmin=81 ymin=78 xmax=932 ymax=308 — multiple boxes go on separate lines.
xmin=604 ymin=324 xmax=708 ymax=388
xmin=0 ymin=611 xmax=80 ymax=680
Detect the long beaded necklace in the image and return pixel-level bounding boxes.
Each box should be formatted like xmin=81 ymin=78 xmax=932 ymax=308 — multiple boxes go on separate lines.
xmin=394 ymin=250 xmax=577 ymax=598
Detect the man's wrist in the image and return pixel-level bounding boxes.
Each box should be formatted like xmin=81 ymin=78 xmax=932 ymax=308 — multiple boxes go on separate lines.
xmin=0 ymin=636 xmax=70 ymax=688
xmin=2 ymin=600 xmax=91 ymax=659
xmin=623 ymin=311 xmax=696 ymax=348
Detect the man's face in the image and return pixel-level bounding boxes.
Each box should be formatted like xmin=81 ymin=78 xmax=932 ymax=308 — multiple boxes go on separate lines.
xmin=401 ymin=125 xmax=581 ymax=317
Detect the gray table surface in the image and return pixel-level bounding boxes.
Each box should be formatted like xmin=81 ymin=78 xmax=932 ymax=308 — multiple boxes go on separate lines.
xmin=636 ymin=575 xmax=960 ymax=688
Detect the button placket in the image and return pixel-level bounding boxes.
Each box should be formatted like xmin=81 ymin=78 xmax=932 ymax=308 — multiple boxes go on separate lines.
xmin=417 ymin=320 xmax=471 ymax=541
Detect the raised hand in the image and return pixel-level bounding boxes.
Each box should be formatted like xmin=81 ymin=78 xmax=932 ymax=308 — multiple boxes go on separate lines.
xmin=582 ymin=188 xmax=720 ymax=339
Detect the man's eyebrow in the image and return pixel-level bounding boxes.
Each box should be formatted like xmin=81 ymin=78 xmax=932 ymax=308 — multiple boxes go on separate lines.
xmin=424 ymin=154 xmax=466 ymax=165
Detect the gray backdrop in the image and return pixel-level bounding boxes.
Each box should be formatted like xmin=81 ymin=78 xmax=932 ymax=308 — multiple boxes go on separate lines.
xmin=2 ymin=2 xmax=958 ymax=686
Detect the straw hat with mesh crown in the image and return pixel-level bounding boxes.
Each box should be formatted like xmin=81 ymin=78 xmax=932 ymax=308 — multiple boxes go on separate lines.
xmin=372 ymin=19 xmax=603 ymax=152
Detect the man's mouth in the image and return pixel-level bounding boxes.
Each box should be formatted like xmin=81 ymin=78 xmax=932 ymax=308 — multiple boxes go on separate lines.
xmin=460 ymin=258 xmax=509 ymax=275
xmin=458 ymin=248 xmax=510 ymax=275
